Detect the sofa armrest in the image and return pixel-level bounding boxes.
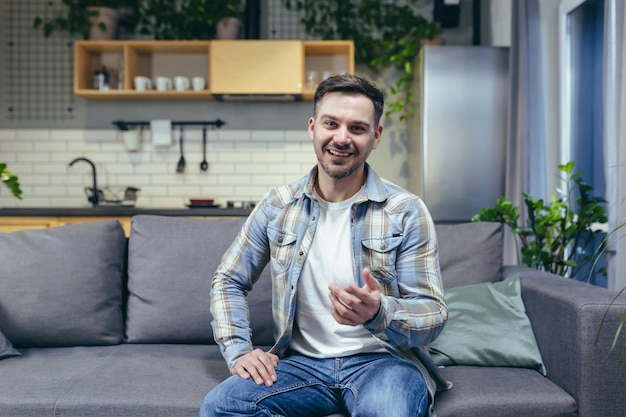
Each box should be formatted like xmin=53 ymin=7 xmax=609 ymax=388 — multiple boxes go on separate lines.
xmin=502 ymin=266 xmax=626 ymax=417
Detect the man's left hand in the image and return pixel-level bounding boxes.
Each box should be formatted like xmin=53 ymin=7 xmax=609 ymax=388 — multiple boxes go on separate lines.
xmin=328 ymin=267 xmax=381 ymax=326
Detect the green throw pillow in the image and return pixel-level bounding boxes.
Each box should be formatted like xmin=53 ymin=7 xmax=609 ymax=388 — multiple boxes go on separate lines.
xmin=429 ymin=275 xmax=547 ymax=375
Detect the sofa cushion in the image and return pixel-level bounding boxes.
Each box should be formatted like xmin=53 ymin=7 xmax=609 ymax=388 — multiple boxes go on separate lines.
xmin=125 ymin=215 xmax=274 ymax=345
xmin=429 ymin=275 xmax=546 ymax=375
xmin=435 ymin=366 xmax=577 ymax=417
xmin=435 ymin=222 xmax=503 ymax=288
xmin=0 ymin=328 xmax=21 ymax=360
xmin=0 ymin=344 xmax=230 ymax=417
xmin=0 ymin=220 xmax=126 ymax=347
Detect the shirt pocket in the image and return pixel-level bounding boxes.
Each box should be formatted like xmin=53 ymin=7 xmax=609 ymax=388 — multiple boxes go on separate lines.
xmin=267 ymin=225 xmax=298 ymax=272
xmin=361 ymin=235 xmax=403 ymax=283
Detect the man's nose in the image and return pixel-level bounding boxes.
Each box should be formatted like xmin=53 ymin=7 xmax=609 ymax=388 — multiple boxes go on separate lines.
xmin=334 ymin=127 xmax=351 ymax=144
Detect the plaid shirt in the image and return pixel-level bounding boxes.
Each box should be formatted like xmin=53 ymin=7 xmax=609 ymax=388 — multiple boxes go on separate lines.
xmin=211 ymin=164 xmax=450 ymax=406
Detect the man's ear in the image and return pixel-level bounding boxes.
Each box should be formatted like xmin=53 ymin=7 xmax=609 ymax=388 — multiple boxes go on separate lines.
xmin=372 ymin=125 xmax=383 ymax=149
xmin=307 ymin=117 xmax=315 ymax=141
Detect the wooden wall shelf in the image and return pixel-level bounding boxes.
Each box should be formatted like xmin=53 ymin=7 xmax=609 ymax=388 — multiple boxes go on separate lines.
xmin=74 ymin=40 xmax=354 ymax=101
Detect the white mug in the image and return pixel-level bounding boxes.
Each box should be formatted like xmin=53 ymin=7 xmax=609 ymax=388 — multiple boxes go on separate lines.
xmin=121 ymin=130 xmax=141 ymax=152
xmin=192 ymin=76 xmax=205 ymax=91
xmin=174 ymin=76 xmax=190 ymax=91
xmin=134 ymin=76 xmax=152 ymax=91
xmin=156 ymin=76 xmax=173 ymax=91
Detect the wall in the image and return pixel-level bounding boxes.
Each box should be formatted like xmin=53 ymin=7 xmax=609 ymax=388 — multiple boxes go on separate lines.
xmin=0 ymin=0 xmax=480 ymax=209
xmin=0 ymin=126 xmax=319 ymax=208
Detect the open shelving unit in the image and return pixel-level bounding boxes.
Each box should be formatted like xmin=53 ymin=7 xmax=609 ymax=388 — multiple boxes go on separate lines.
xmin=74 ymin=40 xmax=354 ymax=101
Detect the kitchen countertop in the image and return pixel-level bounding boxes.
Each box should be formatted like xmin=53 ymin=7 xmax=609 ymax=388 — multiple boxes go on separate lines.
xmin=0 ymin=207 xmax=253 ymax=217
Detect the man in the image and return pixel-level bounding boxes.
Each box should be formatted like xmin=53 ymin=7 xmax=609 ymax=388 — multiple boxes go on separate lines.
xmin=200 ymin=74 xmax=449 ymax=417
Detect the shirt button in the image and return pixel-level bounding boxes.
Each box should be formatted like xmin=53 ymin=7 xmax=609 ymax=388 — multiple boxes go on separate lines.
xmin=278 ymin=235 xmax=284 ymax=243
xmin=299 ymin=250 xmax=304 ymax=256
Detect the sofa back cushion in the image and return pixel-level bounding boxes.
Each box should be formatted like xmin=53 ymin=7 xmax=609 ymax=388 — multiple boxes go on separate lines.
xmin=0 ymin=220 xmax=126 ymax=347
xmin=125 ymin=215 xmax=274 ymax=345
xmin=435 ymin=222 xmax=503 ymax=288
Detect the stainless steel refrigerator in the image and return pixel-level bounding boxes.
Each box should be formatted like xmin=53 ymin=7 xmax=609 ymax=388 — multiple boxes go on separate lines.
xmin=408 ymin=45 xmax=509 ymax=222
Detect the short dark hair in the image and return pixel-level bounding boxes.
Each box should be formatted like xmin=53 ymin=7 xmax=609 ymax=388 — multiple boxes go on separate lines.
xmin=313 ymin=74 xmax=385 ymax=126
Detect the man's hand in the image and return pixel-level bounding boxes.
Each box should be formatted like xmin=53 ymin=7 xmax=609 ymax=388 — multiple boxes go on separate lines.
xmin=232 ymin=348 xmax=279 ymax=387
xmin=328 ymin=267 xmax=381 ymax=326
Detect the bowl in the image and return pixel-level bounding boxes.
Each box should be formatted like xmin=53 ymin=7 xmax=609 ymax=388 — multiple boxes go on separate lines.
xmin=189 ymin=198 xmax=215 ymax=205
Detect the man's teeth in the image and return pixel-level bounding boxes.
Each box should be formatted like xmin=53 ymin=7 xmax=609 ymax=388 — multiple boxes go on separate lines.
xmin=329 ymin=149 xmax=350 ymax=157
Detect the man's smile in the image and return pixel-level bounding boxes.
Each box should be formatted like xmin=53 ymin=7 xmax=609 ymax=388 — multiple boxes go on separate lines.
xmin=328 ymin=149 xmax=352 ymax=158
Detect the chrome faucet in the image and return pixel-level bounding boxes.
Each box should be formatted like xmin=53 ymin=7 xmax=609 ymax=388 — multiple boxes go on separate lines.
xmin=68 ymin=157 xmax=99 ymax=207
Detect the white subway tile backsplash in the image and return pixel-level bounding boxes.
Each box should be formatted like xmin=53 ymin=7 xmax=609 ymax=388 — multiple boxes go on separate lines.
xmin=50 ymin=129 xmax=85 ymax=142
xmin=284 ymin=130 xmax=307 ymax=142
xmin=5 ymin=142 xmax=34 ymax=152
xmin=0 ymin=129 xmax=17 ymax=141
xmin=85 ymin=129 xmax=118 ymax=143
xmin=268 ymin=164 xmax=305 ymax=175
xmin=1 ymin=127 xmax=315 ymax=208
xmin=251 ymin=175 xmax=285 ymax=185
xmin=217 ymin=130 xmax=252 ymax=141
xmin=218 ymin=152 xmax=252 ymax=163
xmin=32 ymin=185 xmax=67 ymax=197
xmin=236 ymin=163 xmax=268 ymax=174
xmin=252 ymin=152 xmax=284 ymax=163
xmin=16 ymin=129 xmax=51 ymax=141
xmin=219 ymin=175 xmax=252 ymax=186
xmin=251 ymin=130 xmax=285 ymax=141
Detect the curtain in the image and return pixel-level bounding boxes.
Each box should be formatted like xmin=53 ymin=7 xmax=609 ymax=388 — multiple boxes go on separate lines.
xmin=503 ymin=0 xmax=548 ymax=264
xmin=603 ymin=0 xmax=626 ymax=291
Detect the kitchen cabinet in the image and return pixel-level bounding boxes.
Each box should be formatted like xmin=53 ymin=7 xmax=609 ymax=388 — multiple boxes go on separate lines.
xmin=73 ymin=40 xmax=354 ymax=101
xmin=0 ymin=207 xmax=252 ymax=236
xmin=0 ymin=217 xmax=59 ymax=233
xmin=0 ymin=216 xmax=132 ymax=235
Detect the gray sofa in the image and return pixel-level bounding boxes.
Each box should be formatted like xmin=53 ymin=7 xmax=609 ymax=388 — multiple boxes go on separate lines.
xmin=0 ymin=215 xmax=624 ymax=417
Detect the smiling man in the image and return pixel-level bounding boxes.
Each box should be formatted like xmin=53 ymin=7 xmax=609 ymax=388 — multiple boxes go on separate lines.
xmin=201 ymin=74 xmax=449 ymax=417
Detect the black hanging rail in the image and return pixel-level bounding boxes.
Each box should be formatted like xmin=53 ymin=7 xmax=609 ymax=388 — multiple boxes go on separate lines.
xmin=112 ymin=119 xmax=226 ymax=131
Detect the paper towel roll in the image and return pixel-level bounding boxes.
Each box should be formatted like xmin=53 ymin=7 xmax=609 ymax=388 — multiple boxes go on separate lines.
xmin=150 ymin=120 xmax=172 ymax=148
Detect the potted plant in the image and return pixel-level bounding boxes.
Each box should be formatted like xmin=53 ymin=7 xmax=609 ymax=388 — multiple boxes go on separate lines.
xmin=33 ymin=0 xmax=141 ymax=40
xmin=472 ymin=161 xmax=608 ymax=279
xmin=282 ymin=0 xmax=440 ymax=120
xmin=135 ymin=0 xmax=242 ymax=40
xmin=0 ymin=163 xmax=22 ymax=200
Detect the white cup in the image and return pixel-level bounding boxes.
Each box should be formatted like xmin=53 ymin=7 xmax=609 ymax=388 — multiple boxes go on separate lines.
xmin=156 ymin=76 xmax=173 ymax=91
xmin=192 ymin=76 xmax=205 ymax=91
xmin=134 ymin=76 xmax=152 ymax=91
xmin=174 ymin=76 xmax=190 ymax=91
xmin=121 ymin=130 xmax=141 ymax=152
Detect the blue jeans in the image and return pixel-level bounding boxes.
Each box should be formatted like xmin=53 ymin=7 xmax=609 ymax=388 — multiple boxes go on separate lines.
xmin=200 ymin=352 xmax=428 ymax=417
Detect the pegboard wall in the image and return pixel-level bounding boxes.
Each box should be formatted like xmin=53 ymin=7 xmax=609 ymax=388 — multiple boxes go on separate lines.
xmin=2 ymin=0 xmax=75 ymax=121
xmin=267 ymin=0 xmax=311 ymax=40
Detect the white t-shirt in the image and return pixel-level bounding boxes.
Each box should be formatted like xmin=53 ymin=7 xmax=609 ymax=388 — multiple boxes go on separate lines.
xmin=290 ymin=187 xmax=385 ymax=357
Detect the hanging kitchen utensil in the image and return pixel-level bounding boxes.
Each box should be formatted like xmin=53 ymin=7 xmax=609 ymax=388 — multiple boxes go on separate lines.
xmin=176 ymin=125 xmax=185 ymax=173
xmin=200 ymin=126 xmax=208 ymax=171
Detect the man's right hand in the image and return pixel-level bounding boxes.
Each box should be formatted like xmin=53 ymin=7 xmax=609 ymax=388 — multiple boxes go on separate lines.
xmin=232 ymin=348 xmax=279 ymax=387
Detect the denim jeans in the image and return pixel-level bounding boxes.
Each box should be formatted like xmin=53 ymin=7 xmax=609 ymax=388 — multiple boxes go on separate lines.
xmin=200 ymin=352 xmax=428 ymax=417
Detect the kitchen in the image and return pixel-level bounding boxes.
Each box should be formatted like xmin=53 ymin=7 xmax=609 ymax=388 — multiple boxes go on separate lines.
xmin=3 ymin=0 xmax=619 ymax=278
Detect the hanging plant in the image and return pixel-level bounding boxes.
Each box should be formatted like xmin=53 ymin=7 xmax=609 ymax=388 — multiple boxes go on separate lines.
xmin=135 ymin=0 xmax=241 ymax=40
xmin=283 ymin=0 xmax=440 ymax=120
xmin=33 ymin=0 xmax=140 ymax=39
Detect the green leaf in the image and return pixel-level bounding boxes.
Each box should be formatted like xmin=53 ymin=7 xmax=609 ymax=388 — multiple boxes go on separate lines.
xmin=0 ymin=163 xmax=23 ymax=200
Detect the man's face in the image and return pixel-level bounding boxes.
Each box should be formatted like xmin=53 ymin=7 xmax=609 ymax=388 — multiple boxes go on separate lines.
xmin=308 ymin=92 xmax=382 ymax=181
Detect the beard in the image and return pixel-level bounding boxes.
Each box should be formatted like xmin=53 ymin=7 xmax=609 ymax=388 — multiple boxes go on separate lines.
xmin=317 ymin=145 xmax=371 ymax=180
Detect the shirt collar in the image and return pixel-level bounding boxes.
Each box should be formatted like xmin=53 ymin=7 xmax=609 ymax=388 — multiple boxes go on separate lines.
xmin=302 ymin=163 xmax=388 ymax=204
